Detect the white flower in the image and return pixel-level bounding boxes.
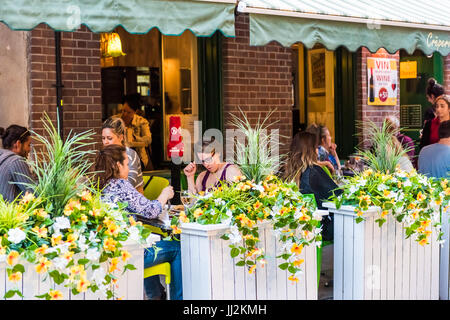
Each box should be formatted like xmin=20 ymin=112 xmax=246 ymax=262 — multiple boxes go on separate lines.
xmin=315 ymin=241 xmax=322 ymax=248
xmin=253 ymin=184 xmax=265 ymax=193
xmin=214 ymin=198 xmax=226 ymax=206
xmin=7 ymin=228 xmax=26 ymax=244
xmin=77 ymin=234 xmax=89 ymax=251
xmin=228 ymin=225 xmax=242 ymax=244
xmin=52 ymin=257 xmax=68 ymax=269
xmin=314 ymin=227 xmax=323 ymax=235
xmin=378 ymin=184 xmax=388 ymax=191
xmin=53 ymin=216 xmax=70 ymax=232
xmin=128 ymin=226 xmax=140 ymax=242
xmin=312 ymin=211 xmax=323 ymax=221
xmin=199 ymin=193 xmax=213 ymax=200
xmin=403 ymin=180 xmax=412 ymax=187
xmin=89 ymin=231 xmax=100 ymax=243
xmin=86 ymin=247 xmax=100 ymax=261
xmin=348 ymin=185 xmax=359 ymax=195
xmin=91 ymin=267 xmax=106 ymax=284
xmin=418 ymin=176 xmax=428 ymax=185
xmin=357 ymin=179 xmax=367 ymax=187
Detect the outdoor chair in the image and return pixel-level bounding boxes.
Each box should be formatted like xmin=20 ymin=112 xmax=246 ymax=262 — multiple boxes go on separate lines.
xmin=143 ymin=176 xmax=170 ymax=200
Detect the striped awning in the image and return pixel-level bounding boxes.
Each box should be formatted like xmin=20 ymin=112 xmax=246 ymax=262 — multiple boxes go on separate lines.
xmin=0 ymin=0 xmax=236 ymax=37
xmin=238 ymin=0 xmax=450 ymax=55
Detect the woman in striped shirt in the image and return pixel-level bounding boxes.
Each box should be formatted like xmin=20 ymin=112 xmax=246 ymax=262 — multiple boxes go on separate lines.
xmin=102 ymin=117 xmax=144 ymax=194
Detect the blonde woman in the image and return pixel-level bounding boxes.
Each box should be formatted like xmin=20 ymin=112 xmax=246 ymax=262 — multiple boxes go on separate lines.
xmin=283 ymin=131 xmax=342 ymax=242
xmin=102 ymin=117 xmax=144 ymax=194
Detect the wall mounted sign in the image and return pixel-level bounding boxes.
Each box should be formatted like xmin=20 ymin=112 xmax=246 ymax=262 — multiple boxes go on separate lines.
xmin=308 ymin=48 xmax=326 ymax=95
xmin=367 ymin=57 xmax=398 ymax=106
xmin=400 ymin=61 xmax=417 ymax=79
xmin=400 ymin=104 xmax=422 ymax=128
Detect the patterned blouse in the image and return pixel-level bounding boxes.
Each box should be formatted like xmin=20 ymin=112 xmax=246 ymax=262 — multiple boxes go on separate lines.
xmin=102 ymin=178 xmax=162 ymax=219
xmin=126 ymin=147 xmax=144 ymax=190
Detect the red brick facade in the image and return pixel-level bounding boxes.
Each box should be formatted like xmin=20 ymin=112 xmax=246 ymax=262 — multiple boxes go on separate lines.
xmin=29 ymin=24 xmax=102 ymax=151
xmin=222 ymin=14 xmax=294 ymax=157
xmin=356 ymin=48 xmax=400 ymax=146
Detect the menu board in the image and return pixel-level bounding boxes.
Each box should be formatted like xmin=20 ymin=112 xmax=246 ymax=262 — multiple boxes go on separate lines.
xmin=400 ymin=104 xmax=422 ymax=128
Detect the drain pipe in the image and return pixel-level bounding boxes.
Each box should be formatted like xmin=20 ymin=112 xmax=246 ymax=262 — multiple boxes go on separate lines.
xmin=53 ymin=31 xmax=64 ymax=139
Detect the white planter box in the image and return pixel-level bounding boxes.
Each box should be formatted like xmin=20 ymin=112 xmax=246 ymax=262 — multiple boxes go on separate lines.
xmin=180 ymin=221 xmax=318 ymax=300
xmin=440 ymin=209 xmax=450 ymax=299
xmin=324 ymin=202 xmax=440 ymax=300
xmin=0 ymin=237 xmax=157 ymax=300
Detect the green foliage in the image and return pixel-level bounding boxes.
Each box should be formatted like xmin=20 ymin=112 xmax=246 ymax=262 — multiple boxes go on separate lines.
xmin=22 ymin=113 xmax=96 ymax=217
xmin=229 ymin=108 xmax=285 ymax=183
xmin=356 ymin=120 xmax=411 ymax=173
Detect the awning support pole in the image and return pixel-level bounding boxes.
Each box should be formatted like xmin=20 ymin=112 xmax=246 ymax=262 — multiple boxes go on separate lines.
xmin=53 ymin=31 xmax=64 ymax=139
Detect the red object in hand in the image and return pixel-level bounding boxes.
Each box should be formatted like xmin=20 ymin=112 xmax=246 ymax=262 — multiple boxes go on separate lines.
xmin=167 ymin=116 xmax=184 ymax=158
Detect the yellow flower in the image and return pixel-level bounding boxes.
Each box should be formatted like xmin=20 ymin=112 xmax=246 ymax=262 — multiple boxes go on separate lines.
xmin=435 ymin=198 xmax=442 ymax=206
xmin=121 ymin=250 xmax=132 ymax=262
xmin=193 ymin=208 xmax=204 ymax=219
xmin=416 ymin=192 xmax=426 ymax=202
xmin=128 ymin=216 xmax=137 ymax=226
xmin=293 ymin=259 xmax=304 ymax=267
xmin=8 ymin=271 xmax=22 ymax=283
xmin=356 ymin=210 xmax=364 ymax=217
xmin=21 ymin=192 xmax=35 ymax=204
xmin=34 ymin=208 xmax=48 ymax=219
xmin=253 ymin=201 xmax=262 ymax=210
xmin=259 ymin=259 xmax=267 ymax=267
xmin=63 ymin=251 xmax=74 ymax=261
xmin=419 ymin=239 xmax=428 ymax=246
xmin=80 ymin=214 xmax=88 ymax=223
xmin=109 ymin=257 xmax=120 ymax=273
xmin=411 ymin=210 xmax=419 ymax=220
xmin=70 ymin=265 xmax=86 ymax=278
xmin=417 ymin=226 xmax=425 ymax=233
xmin=179 ymin=211 xmax=190 ymax=223
xmin=6 ymin=250 xmax=20 ymax=266
xmin=103 ymin=237 xmax=117 ymax=252
xmin=397 ymin=182 xmax=402 ymax=188
xmin=34 ymin=244 xmax=48 ymax=255
xmin=51 ymin=234 xmax=63 ymax=246
xmin=279 ymin=207 xmax=290 ymax=216
xmin=49 ymin=290 xmax=63 ymax=300
xmin=299 ymin=213 xmax=311 ymax=222
xmin=408 ymin=203 xmax=416 ymax=210
xmin=288 ymin=275 xmax=299 ymax=283
xmin=89 ymin=208 xmax=102 ymax=217
xmin=233 ymin=175 xmax=246 ymax=182
xmin=77 ymin=277 xmax=90 ymax=293
xmin=32 ymin=226 xmax=48 ymax=238
xmin=35 ymin=257 xmax=52 ymax=274
xmin=445 ymin=188 xmax=450 ymax=196
xmin=421 ymin=220 xmax=431 ymax=228
xmin=441 ymin=179 xmax=448 ymax=189
xmin=248 ymin=265 xmax=256 ymax=274
xmin=383 ymin=190 xmax=391 ymax=197
xmin=290 ymin=243 xmax=303 ymax=255
xmin=170 ymin=225 xmax=182 ymax=234
xmin=424 ymin=230 xmax=433 ymax=237
xmin=105 ymin=223 xmax=120 ymax=237
xmin=381 ymin=211 xmax=389 ymax=218
xmin=78 ymin=190 xmax=92 ymax=202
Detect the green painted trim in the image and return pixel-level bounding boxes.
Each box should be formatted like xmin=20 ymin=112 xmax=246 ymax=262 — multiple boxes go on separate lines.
xmin=433 ymin=52 xmax=444 ymax=85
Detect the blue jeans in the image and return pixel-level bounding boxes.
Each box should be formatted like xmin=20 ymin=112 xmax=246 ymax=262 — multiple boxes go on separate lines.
xmin=144 ymin=239 xmax=183 ymax=300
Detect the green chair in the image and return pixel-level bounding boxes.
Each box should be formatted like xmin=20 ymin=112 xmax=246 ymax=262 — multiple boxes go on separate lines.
xmin=180 ymin=172 xmax=199 ymax=191
xmin=143 ymin=176 xmax=170 ymax=201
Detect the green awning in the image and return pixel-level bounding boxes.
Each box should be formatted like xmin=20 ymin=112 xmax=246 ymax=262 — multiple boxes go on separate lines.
xmin=0 ymin=0 xmax=236 ymax=37
xmin=238 ymin=0 xmax=450 ymax=55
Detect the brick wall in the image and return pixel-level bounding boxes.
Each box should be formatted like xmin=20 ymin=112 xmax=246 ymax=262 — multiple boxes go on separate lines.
xmin=356 ymin=47 xmax=400 ymax=147
xmin=222 ymin=14 xmax=294 ymax=159
xmin=444 ymin=55 xmax=450 ymax=94
xmin=29 ymin=24 xmax=102 ymax=153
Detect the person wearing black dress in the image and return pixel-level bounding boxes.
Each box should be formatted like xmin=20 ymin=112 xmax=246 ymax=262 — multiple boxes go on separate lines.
xmin=283 ymin=131 xmax=342 ymax=242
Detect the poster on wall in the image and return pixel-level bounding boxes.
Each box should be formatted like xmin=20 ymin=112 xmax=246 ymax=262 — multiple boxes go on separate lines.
xmin=367 ymin=57 xmax=398 ymax=105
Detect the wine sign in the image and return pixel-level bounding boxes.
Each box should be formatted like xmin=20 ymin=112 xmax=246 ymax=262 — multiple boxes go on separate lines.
xmin=367 ymin=57 xmax=398 ymax=106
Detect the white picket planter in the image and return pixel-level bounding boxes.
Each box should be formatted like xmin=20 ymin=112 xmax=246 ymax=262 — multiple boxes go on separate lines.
xmin=0 ymin=237 xmax=157 ymax=300
xmin=324 ymin=202 xmax=440 ymax=300
xmin=439 ymin=208 xmax=450 ymax=299
xmin=180 ymin=221 xmax=318 ymax=300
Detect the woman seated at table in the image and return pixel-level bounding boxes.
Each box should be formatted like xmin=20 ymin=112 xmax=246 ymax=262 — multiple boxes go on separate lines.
xmin=183 ymin=138 xmax=242 ymax=194
xmin=283 ymin=131 xmax=343 ymax=242
xmin=305 ymin=124 xmax=337 ymax=175
xmin=102 ymin=117 xmax=144 ymax=194
xmin=94 ymin=144 xmax=182 ymax=300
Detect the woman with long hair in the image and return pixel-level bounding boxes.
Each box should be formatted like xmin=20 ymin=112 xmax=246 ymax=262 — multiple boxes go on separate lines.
xmin=305 ymin=124 xmax=337 ymax=174
xmin=102 ymin=117 xmax=144 ymax=194
xmin=183 ymin=137 xmax=242 ymax=194
xmin=420 ymin=94 xmax=450 ymax=151
xmin=283 ymin=131 xmax=342 ymax=242
xmin=94 ymin=144 xmax=182 ymax=300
